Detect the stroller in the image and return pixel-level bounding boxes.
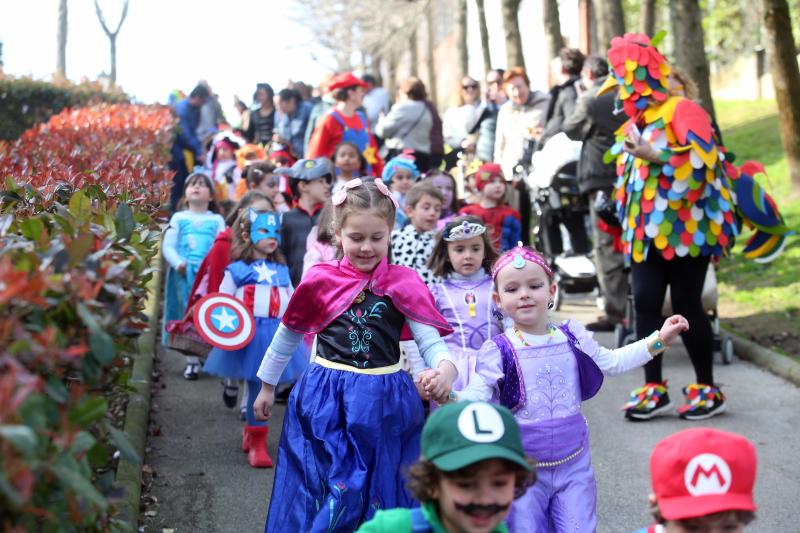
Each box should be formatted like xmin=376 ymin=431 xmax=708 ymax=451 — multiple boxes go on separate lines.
xmin=526 ymin=133 xmax=599 ymax=310
xmin=613 ymin=264 xmax=734 ymax=364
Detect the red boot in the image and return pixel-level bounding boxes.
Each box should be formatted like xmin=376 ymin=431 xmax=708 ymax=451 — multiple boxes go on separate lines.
xmin=241 ymin=426 xmax=250 ymax=453
xmin=246 ymin=425 xmax=273 ymax=468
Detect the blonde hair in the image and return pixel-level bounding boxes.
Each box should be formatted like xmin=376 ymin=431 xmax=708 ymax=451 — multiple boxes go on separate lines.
xmin=332 ymin=180 xmax=396 ymax=234
xmin=669 ymin=67 xmax=699 ymax=101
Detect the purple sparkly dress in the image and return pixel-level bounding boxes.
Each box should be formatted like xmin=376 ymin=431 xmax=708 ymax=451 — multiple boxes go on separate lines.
xmin=475 ymin=320 xmax=653 ymax=533
xmin=408 ymin=270 xmax=503 ymax=401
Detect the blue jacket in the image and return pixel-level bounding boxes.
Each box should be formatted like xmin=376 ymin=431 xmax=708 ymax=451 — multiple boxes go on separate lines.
xmin=171 ymin=98 xmax=203 ymax=164
xmin=276 ymin=100 xmax=313 ymax=157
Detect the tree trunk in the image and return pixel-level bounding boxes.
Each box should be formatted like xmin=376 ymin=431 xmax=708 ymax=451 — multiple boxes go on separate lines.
xmin=670 ymin=0 xmax=716 ymax=119
xmin=109 ymin=35 xmax=117 ymax=86
xmin=593 ymin=0 xmax=625 ymax=54
xmin=761 ymin=0 xmax=800 ymax=190
xmin=640 ymin=0 xmax=656 ymax=37
xmin=475 ymin=0 xmax=492 ymax=75
xmin=373 ymin=53 xmax=384 ymax=86
xmin=456 ymin=0 xmax=469 ymax=79
xmin=387 ymin=50 xmax=398 ymax=99
xmin=543 ymin=0 xmax=564 ymax=61
xmin=94 ymin=0 xmax=128 ymax=88
xmin=409 ymin=29 xmax=418 ymax=76
xmin=57 ymin=0 xmax=67 ymax=79
xmin=502 ymin=0 xmax=525 ymax=69
xmin=426 ymin=2 xmax=438 ymax=108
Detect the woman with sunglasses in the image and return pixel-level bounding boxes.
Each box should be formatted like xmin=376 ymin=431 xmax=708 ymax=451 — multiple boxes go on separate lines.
xmin=442 ymin=76 xmax=482 ymax=168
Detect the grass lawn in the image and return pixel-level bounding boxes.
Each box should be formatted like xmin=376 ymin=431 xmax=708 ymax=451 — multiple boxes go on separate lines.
xmin=714 ymin=100 xmax=800 ymax=359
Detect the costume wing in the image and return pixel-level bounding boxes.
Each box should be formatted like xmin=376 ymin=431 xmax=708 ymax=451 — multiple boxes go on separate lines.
xmin=733 ymin=161 xmax=795 ymax=263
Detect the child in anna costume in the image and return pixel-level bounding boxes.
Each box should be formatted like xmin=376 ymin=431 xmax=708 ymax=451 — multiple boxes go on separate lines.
xmin=254 ymin=179 xmax=458 ymax=532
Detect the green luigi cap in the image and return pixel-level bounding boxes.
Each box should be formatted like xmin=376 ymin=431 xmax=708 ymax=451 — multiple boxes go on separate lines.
xmin=422 ymin=401 xmax=531 ymax=472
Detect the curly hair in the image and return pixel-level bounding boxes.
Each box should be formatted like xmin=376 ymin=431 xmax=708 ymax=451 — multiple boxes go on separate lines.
xmin=406 ymin=458 xmax=537 ymax=502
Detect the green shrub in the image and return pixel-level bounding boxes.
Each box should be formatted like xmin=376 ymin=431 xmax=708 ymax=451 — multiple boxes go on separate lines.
xmin=0 ymin=76 xmax=128 ymax=141
xmin=0 ymin=103 xmax=173 ymax=531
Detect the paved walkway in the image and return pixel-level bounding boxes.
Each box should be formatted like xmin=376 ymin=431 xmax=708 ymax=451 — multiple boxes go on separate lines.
xmin=142 ymin=295 xmax=799 ymax=532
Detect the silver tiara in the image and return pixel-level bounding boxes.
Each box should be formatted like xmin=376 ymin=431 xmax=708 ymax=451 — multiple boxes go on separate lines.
xmin=443 ymin=221 xmax=487 ymax=242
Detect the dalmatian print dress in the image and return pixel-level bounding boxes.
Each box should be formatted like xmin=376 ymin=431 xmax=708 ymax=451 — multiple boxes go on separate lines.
xmin=390 ymin=225 xmax=442 ymax=287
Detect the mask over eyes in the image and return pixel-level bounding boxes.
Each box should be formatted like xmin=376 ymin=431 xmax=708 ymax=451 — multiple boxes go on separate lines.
xmin=249 ymin=209 xmax=281 ymax=245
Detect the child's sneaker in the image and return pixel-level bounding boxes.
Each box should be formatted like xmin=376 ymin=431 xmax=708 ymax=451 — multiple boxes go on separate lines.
xmin=622 ymin=382 xmax=673 ymax=421
xmin=678 ymin=384 xmax=726 ymax=420
xmin=183 ymin=362 xmax=200 ymax=381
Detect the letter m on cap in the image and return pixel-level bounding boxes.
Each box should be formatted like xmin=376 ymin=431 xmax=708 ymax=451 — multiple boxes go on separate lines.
xmin=684 ymin=453 xmax=732 ymax=496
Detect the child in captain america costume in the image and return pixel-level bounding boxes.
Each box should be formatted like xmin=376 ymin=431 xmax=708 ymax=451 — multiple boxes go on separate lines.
xmin=203 ymin=201 xmax=308 ymax=468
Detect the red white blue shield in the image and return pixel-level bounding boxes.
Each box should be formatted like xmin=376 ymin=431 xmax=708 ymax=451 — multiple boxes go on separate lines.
xmin=194 ymin=293 xmax=255 ymax=350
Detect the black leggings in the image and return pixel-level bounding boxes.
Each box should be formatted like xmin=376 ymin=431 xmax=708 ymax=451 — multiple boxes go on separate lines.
xmin=631 ymin=253 xmax=714 ymax=385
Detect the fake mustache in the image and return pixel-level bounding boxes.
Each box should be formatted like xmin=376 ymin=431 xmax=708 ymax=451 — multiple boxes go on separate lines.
xmin=454 ymin=501 xmax=511 ymax=516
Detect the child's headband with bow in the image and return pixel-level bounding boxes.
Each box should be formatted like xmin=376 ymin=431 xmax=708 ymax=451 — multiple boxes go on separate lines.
xmin=491 ymin=242 xmax=553 ymax=279
xmin=331 ymin=178 xmax=399 ymax=209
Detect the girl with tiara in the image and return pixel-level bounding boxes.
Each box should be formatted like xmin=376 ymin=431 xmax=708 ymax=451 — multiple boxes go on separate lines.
xmin=406 ymin=215 xmax=502 ymax=406
xmin=253 ymin=179 xmax=457 ymax=531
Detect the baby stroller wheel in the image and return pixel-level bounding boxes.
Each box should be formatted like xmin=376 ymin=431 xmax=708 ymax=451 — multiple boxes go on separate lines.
xmin=614 ymin=323 xmax=627 ymax=348
xmin=721 ymin=336 xmax=734 ymax=365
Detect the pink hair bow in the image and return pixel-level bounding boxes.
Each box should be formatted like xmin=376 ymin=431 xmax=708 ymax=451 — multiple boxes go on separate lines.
xmin=330 ymin=177 xmax=399 ymax=209
xmin=331 ymin=178 xmax=363 ymax=206
xmin=491 ymin=242 xmax=553 ymax=279
xmin=373 ymin=178 xmax=399 ymax=209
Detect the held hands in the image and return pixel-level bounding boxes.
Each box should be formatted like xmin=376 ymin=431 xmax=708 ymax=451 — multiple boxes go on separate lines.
xmin=659 ymin=315 xmax=690 ymax=345
xmin=416 ymin=360 xmax=457 ymax=404
xmin=253 ymin=383 xmax=275 ymax=422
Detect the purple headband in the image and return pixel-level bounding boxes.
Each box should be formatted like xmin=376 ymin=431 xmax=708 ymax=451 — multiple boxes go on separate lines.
xmin=491 ymin=242 xmax=553 ymax=279
xmin=331 ymin=177 xmax=399 ymax=209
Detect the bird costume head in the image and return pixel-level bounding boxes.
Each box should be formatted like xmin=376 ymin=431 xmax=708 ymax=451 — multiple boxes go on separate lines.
xmin=598 ymin=32 xmax=671 ymax=117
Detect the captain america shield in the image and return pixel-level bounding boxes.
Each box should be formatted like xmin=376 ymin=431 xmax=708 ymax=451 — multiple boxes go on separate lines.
xmin=194 ymin=293 xmax=255 ymax=350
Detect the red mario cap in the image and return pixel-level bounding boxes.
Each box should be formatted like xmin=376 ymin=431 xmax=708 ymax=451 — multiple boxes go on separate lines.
xmin=327 ymin=72 xmax=368 ymax=92
xmin=473 ymin=163 xmax=504 ymax=191
xmin=650 ymin=428 xmax=757 ymax=521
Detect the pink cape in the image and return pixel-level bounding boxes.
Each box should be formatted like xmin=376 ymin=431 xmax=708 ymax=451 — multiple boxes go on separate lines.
xmin=282 ymin=256 xmax=453 ymax=341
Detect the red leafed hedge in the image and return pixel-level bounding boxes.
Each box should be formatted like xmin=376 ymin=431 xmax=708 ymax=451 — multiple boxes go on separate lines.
xmin=0 ymin=103 xmax=174 ymax=531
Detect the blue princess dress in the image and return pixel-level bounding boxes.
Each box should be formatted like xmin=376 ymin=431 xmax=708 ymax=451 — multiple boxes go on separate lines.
xmin=162 ymin=210 xmax=225 ymax=346
xmin=256 ymin=257 xmax=454 ymax=532
xmin=203 ymin=260 xmax=308 ymax=383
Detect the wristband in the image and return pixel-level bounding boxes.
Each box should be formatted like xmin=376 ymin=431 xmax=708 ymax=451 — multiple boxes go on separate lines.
xmin=646 ymin=330 xmax=667 ymax=356
xmin=448 ymin=391 xmax=457 ymax=403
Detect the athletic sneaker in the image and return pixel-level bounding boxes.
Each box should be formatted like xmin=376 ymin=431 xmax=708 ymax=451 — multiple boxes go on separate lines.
xmin=183 ymin=362 xmax=199 ymax=381
xmin=622 ymin=382 xmax=673 ymax=421
xmin=678 ymin=384 xmax=726 ymax=420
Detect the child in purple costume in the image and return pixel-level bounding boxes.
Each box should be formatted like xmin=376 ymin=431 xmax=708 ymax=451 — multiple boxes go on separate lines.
xmin=471 ymin=244 xmax=689 ymax=533
xmin=407 ymin=216 xmax=502 ymax=405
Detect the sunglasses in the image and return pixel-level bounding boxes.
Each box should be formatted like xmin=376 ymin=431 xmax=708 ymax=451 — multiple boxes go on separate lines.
xmin=462 ymin=84 xmax=479 ymax=90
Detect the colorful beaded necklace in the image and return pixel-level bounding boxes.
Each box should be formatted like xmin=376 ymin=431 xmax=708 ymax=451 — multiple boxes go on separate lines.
xmin=513 ymin=324 xmax=557 ymax=346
